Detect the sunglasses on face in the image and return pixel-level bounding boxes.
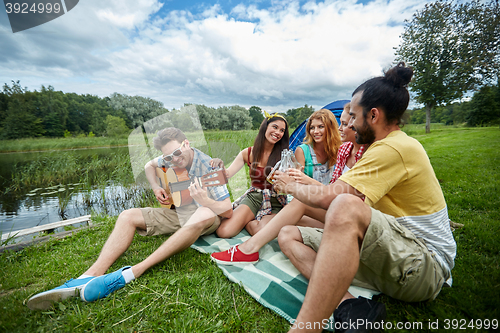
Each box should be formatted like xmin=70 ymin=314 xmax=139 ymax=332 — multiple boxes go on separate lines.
xmin=163 ymin=141 xmax=185 ymax=162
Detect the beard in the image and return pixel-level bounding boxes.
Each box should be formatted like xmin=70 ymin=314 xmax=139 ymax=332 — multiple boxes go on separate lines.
xmin=354 ymin=118 xmax=376 ymax=145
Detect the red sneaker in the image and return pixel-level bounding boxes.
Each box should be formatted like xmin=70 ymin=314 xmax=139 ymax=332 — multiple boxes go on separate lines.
xmin=211 ymin=245 xmax=259 ymax=265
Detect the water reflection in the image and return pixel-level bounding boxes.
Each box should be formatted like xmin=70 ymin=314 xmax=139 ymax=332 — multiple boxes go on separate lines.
xmin=0 ymin=147 xmax=155 ymax=235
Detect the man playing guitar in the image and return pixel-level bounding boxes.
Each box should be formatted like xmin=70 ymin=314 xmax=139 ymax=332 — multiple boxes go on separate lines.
xmin=27 ymin=127 xmax=231 ymax=310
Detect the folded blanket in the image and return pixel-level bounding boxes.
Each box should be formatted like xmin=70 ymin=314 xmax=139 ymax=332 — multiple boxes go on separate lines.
xmin=191 ymin=230 xmax=380 ymax=326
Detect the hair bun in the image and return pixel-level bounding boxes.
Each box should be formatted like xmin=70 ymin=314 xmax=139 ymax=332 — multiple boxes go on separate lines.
xmin=385 ymin=62 xmax=413 ymax=88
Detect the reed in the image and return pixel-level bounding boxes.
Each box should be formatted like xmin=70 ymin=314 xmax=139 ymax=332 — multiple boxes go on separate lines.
xmin=0 ymin=136 xmax=129 ymax=153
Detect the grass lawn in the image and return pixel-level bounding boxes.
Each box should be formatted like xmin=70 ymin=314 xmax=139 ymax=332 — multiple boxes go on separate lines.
xmin=0 ymin=126 xmax=499 ymax=332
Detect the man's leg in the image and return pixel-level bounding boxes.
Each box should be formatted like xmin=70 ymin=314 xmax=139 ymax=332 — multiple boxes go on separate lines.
xmin=289 ymin=194 xmax=371 ymax=333
xmin=27 ymin=207 xmax=147 ymax=310
xmin=279 ymin=226 xmax=356 ymax=305
xmin=84 ymin=208 xmax=146 ymax=276
xmin=278 ymin=226 xmax=316 ymax=279
xmin=132 ymin=207 xmax=217 ymax=277
xmin=81 ymin=206 xmax=218 ymax=302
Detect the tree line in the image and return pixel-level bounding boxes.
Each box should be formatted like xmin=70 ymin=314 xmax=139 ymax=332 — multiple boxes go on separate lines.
xmin=407 ymin=81 xmax=500 ymax=126
xmin=0 ymin=82 xmax=261 ymax=139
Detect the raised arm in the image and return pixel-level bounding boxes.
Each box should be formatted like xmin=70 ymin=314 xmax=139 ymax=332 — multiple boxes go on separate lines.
xmin=211 ymin=148 xmax=249 ymax=179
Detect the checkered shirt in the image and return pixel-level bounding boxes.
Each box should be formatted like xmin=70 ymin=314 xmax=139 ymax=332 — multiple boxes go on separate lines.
xmin=157 ymin=147 xmax=229 ymax=206
xmin=329 ymin=142 xmax=366 ymax=184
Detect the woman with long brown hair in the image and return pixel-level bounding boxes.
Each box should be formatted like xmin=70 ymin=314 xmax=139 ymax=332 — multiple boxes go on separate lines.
xmin=291 ymin=109 xmax=342 ymax=185
xmin=213 ymin=112 xmax=290 ymax=238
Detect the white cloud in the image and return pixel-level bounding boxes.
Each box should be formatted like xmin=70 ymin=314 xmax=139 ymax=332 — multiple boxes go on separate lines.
xmin=0 ymin=0 xmax=427 ymax=112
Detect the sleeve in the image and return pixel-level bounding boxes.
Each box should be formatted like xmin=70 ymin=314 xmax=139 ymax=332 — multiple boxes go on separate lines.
xmin=157 ymin=155 xmax=166 ymax=168
xmin=339 ymin=142 xmax=407 ymax=206
xmin=198 ymin=152 xmax=230 ymax=202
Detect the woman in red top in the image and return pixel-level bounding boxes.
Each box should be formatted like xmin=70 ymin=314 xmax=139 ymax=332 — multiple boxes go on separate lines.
xmin=214 ymin=113 xmax=289 ymax=238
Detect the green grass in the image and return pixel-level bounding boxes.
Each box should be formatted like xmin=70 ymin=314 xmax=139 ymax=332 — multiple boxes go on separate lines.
xmin=0 ymin=136 xmax=129 ymax=153
xmin=1 ymin=126 xmax=499 ymax=332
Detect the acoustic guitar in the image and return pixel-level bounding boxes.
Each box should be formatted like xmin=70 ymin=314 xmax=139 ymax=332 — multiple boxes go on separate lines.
xmin=155 ymin=166 xmax=228 ymax=207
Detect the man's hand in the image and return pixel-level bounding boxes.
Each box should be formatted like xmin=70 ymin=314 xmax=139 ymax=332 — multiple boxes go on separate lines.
xmin=286 ymin=168 xmax=309 ymax=184
xmin=273 ymin=170 xmax=296 ymax=194
xmin=188 ymin=177 xmax=212 ymax=207
xmin=153 ymin=188 xmax=171 ymax=206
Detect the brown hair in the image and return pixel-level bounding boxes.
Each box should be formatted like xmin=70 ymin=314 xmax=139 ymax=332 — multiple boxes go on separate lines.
xmin=251 ymin=115 xmax=289 ymax=177
xmin=153 ymin=127 xmax=187 ymax=151
xmin=303 ymin=109 xmax=341 ymax=166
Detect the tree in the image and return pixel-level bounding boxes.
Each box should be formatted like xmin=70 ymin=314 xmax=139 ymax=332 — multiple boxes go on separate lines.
xmin=286 ymin=105 xmax=315 ymax=129
xmin=105 ymin=115 xmax=129 ymax=137
xmin=466 ymin=84 xmax=500 ymax=126
xmin=108 ymin=93 xmax=168 ymax=129
xmin=249 ymin=106 xmax=264 ymax=129
xmin=395 ymin=0 xmax=500 ymax=133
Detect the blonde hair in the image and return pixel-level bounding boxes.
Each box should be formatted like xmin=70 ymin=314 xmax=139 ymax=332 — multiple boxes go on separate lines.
xmin=303 ymin=109 xmax=342 ymax=167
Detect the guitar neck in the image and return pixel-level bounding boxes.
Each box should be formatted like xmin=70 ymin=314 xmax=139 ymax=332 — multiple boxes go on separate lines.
xmin=169 ymin=179 xmax=194 ymax=193
xmin=168 ymin=169 xmax=227 ymax=193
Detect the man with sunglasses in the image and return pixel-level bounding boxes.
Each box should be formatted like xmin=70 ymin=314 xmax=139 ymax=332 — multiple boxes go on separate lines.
xmin=27 ymin=127 xmax=232 ymax=310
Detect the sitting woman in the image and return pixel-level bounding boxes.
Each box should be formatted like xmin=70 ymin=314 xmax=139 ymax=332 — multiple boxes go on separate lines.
xmin=214 ymin=112 xmax=290 ymax=238
xmin=290 ymin=109 xmax=341 ymax=186
xmin=211 ymin=102 xmax=368 ymax=264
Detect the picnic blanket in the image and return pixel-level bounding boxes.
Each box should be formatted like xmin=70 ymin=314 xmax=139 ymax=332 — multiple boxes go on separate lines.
xmin=191 ymin=230 xmax=380 ymax=327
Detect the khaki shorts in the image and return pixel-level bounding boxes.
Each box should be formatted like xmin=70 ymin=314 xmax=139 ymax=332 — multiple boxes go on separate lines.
xmin=298 ymin=207 xmax=448 ymax=302
xmin=139 ymin=203 xmax=221 ymax=237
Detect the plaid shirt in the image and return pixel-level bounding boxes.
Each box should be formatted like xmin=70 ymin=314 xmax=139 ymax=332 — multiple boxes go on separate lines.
xmin=232 ymin=186 xmax=288 ymax=221
xmin=329 ymin=142 xmax=366 ymax=184
xmin=157 ymin=148 xmax=230 ymax=206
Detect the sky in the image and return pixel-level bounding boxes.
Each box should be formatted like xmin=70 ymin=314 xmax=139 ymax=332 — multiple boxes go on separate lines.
xmin=0 ymin=0 xmax=430 ymax=113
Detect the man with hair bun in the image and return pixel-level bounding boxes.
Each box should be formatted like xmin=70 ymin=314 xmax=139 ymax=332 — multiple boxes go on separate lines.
xmin=278 ymin=63 xmax=456 ymax=332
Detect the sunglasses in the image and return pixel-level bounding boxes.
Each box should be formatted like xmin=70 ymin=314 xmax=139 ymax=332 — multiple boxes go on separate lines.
xmin=163 ymin=141 xmax=186 ymax=162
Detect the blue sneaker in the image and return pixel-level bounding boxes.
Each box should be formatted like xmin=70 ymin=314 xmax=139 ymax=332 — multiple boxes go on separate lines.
xmin=80 ymin=266 xmax=131 ymax=302
xmin=26 ymin=277 xmax=95 ymax=310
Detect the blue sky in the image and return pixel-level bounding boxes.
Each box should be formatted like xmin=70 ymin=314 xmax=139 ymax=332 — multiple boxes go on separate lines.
xmin=0 ymin=0 xmax=428 ymax=112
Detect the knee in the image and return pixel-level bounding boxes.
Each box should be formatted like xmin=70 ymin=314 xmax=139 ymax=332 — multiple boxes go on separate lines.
xmin=216 ymin=222 xmax=236 ymax=238
xmin=246 ymin=219 xmax=263 ymax=236
xmin=117 ymin=208 xmax=143 ymax=228
xmin=278 ymin=225 xmax=302 ymax=250
xmin=325 ymin=194 xmax=369 ymax=231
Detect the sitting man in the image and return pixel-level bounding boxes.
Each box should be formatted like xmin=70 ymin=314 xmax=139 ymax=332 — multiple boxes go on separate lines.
xmin=27 ymin=127 xmax=232 ymax=310
xmin=280 ymin=63 xmax=456 ymax=332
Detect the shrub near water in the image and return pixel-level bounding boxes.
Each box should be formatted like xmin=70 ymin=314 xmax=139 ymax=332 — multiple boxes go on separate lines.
xmin=7 ymin=151 xmax=134 ymax=192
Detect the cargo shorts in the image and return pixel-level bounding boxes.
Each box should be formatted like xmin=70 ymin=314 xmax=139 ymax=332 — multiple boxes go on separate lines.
xmin=297 ymin=207 xmax=448 ymax=302
xmin=139 ymin=203 xmax=221 ymax=237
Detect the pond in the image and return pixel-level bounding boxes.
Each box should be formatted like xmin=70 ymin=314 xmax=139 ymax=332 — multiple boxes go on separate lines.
xmin=0 ymin=147 xmax=154 ymax=238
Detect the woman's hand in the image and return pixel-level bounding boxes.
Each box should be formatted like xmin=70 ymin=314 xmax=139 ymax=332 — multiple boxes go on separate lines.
xmin=210 ymin=158 xmax=224 ymax=169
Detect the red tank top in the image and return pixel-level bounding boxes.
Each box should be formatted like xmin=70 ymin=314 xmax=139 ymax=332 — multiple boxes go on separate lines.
xmin=247 ymin=147 xmax=273 ymax=190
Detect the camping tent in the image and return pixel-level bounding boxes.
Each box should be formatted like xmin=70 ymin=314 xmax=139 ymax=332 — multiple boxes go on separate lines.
xmin=288 ymin=99 xmax=350 ymax=152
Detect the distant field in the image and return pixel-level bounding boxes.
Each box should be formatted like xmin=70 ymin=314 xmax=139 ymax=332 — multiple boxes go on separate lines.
xmin=0 ymin=122 xmax=469 ymax=153
xmin=0 ymin=126 xmax=499 ymax=332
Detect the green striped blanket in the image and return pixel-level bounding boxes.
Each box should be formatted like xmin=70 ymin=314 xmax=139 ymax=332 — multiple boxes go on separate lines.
xmin=191 ymin=230 xmax=379 ymax=326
